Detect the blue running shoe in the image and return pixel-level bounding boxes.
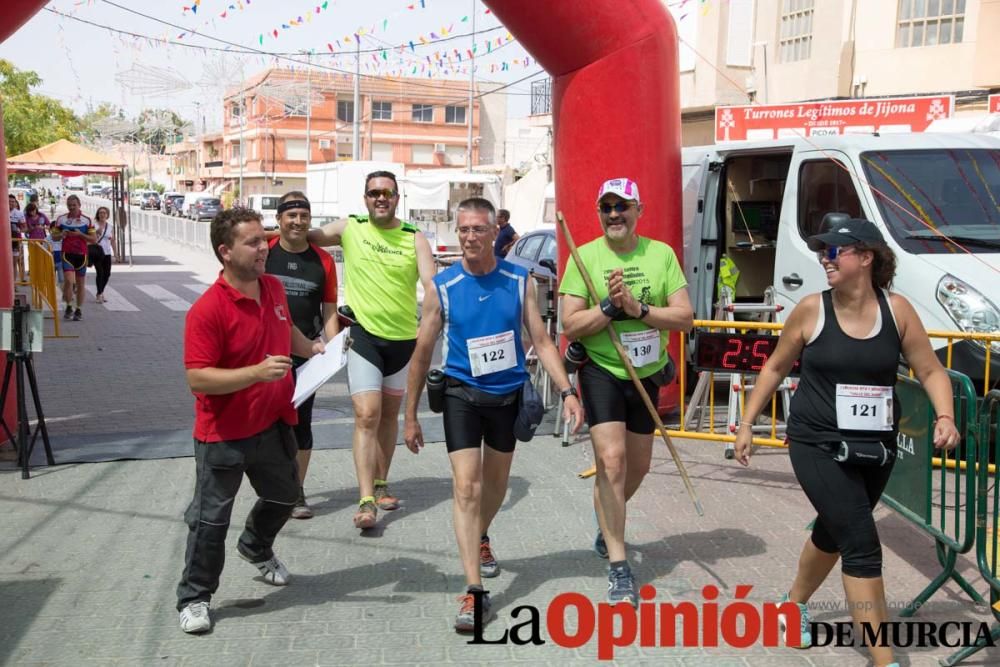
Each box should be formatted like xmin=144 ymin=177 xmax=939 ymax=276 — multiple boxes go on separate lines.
xmin=607 ymin=564 xmax=637 ymax=607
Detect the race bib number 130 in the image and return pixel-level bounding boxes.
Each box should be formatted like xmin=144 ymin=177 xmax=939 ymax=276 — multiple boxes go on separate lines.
xmin=620 ymin=328 xmax=660 ymax=367
xmin=467 ymin=330 xmax=517 ymax=377
xmin=835 ymin=384 xmax=893 ymax=431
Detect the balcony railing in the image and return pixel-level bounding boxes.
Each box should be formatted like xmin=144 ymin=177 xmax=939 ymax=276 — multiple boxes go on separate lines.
xmin=531 ymin=78 xmax=552 ymax=116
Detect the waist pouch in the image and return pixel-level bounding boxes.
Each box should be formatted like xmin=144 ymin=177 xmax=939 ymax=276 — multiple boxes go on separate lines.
xmin=826 ymin=440 xmax=894 ymax=467
xmin=444 ymin=379 xmax=519 ymax=407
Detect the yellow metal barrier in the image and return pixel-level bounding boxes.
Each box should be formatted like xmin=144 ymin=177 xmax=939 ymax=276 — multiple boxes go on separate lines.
xmin=576 ymin=319 xmax=1000 ymax=480
xmin=23 ymin=239 xmax=65 ymax=338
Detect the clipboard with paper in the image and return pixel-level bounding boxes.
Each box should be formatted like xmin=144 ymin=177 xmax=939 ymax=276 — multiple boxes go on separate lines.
xmin=291 ymin=329 xmax=350 ymax=408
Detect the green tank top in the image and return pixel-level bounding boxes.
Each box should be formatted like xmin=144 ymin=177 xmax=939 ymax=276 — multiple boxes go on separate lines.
xmin=341 ymin=215 xmax=419 ymax=340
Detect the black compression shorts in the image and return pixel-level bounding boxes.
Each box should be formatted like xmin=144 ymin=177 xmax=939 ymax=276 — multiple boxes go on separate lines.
xmin=442 ymin=391 xmax=519 ymax=454
xmin=578 ymin=362 xmax=659 ymax=434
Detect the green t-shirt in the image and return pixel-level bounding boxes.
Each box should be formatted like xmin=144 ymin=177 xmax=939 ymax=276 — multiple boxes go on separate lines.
xmin=341 ymin=216 xmax=419 ymax=340
xmin=559 ymin=236 xmax=687 ymax=379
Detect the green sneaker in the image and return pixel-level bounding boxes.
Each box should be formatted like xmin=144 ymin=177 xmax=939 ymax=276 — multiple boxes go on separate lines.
xmin=778 ymin=593 xmax=812 ymax=648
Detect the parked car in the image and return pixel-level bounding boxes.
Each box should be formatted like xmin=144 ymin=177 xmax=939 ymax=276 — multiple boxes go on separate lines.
xmin=164 ymin=194 xmax=185 ymax=216
xmin=504 ymin=228 xmax=557 ymax=279
xmin=140 ymin=191 xmax=161 ymax=210
xmin=189 ymin=196 xmax=222 ymax=221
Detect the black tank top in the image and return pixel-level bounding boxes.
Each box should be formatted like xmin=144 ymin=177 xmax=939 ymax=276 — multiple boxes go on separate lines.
xmin=786 ymin=289 xmax=901 ymax=444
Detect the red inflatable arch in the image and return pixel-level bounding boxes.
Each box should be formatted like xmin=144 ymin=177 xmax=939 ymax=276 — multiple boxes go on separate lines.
xmin=1 ymin=1 xmax=50 ymax=437
xmin=483 ymin=0 xmax=683 ymax=408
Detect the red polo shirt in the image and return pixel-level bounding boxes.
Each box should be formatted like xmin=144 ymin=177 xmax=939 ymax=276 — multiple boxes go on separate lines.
xmin=184 ymin=272 xmax=298 ymax=442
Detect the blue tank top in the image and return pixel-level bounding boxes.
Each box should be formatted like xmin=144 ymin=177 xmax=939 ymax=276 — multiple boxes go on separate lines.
xmin=435 ymin=259 xmax=529 ymax=395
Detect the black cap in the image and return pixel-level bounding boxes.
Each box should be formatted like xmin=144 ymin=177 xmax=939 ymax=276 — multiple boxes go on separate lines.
xmin=806 ymin=218 xmax=886 ymax=251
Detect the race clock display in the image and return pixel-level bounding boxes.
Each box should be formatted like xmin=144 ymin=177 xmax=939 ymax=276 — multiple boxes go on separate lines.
xmin=694 ymin=332 xmax=801 ymax=375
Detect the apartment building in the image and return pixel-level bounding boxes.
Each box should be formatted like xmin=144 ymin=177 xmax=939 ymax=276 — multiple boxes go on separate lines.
xmin=675 ymin=0 xmax=1000 ymax=144
xmin=211 ymin=68 xmax=503 ymax=197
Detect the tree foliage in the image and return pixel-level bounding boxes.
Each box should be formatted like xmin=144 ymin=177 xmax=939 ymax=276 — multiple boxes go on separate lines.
xmin=1 ymin=59 xmax=82 ymax=155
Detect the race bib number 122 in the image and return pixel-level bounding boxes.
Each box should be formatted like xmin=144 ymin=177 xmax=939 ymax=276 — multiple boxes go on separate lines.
xmin=467 ymin=330 xmax=517 ymax=377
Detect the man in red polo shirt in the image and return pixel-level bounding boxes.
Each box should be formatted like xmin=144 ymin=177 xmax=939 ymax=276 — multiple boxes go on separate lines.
xmin=176 ymin=208 xmax=324 ymax=635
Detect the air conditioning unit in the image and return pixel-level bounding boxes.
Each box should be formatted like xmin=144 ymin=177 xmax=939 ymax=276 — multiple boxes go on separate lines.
xmin=433 ymin=143 xmax=446 ymax=153
xmin=318 ymin=139 xmax=331 ymax=149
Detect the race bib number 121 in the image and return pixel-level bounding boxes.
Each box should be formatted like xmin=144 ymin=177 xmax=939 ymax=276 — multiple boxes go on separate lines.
xmin=835 ymin=384 xmax=893 ymax=431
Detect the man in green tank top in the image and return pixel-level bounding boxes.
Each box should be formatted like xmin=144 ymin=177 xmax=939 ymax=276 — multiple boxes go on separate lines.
xmin=307 ymin=171 xmax=436 ymax=530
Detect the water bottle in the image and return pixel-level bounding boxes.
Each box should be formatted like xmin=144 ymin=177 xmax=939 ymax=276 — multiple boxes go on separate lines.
xmin=426 ymin=369 xmax=446 ymax=413
xmin=563 ymin=341 xmax=588 ymax=375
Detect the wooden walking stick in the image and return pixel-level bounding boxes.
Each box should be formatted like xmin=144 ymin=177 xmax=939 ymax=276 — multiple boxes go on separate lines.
xmin=556 ymin=212 xmax=704 ymax=517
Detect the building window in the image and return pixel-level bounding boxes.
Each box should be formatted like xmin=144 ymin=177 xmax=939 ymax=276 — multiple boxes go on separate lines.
xmin=337 ymin=100 xmax=355 ymax=123
xmin=412 ymin=143 xmax=434 ymax=163
xmin=373 ymin=101 xmax=393 ymax=121
xmin=284 ymin=101 xmax=308 ymax=117
xmin=445 ymin=106 xmax=467 ymax=124
xmin=286 ymin=139 xmax=307 ymax=161
xmin=897 ymin=0 xmax=965 ymax=47
xmin=779 ymin=0 xmax=814 ymax=62
xmin=371 ymin=142 xmax=394 ymax=161
xmin=412 ymin=104 xmax=434 ymax=123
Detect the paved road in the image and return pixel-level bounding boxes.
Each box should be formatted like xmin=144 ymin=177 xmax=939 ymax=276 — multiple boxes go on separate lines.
xmin=0 ymin=223 xmax=995 ymax=666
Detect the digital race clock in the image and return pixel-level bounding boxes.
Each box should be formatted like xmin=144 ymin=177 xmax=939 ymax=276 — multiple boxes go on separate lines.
xmin=694 ymin=332 xmax=801 ymax=375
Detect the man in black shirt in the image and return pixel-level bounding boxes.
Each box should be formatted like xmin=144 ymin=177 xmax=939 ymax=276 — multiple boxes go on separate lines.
xmin=492 ymin=209 xmax=519 ymax=258
xmin=265 ymin=192 xmax=340 ymax=518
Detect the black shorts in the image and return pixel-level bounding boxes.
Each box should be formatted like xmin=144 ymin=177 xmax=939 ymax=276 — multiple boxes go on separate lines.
xmin=578 ymin=362 xmax=659 ymax=434
xmin=347 ymin=325 xmax=416 ymax=395
xmin=442 ymin=390 xmax=519 ymax=454
xmin=293 ymin=394 xmax=315 ymax=451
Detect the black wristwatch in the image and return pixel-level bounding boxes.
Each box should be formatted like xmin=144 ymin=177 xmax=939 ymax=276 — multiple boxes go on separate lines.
xmin=560 ymin=387 xmax=579 ymax=400
xmin=638 ymin=303 xmax=650 ymax=320
xmin=599 ymin=297 xmax=623 ymax=319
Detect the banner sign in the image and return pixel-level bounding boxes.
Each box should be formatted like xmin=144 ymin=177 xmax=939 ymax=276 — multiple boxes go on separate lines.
xmin=715 ymin=95 xmax=954 ymax=143
xmin=990 ymin=94 xmax=1000 ymax=114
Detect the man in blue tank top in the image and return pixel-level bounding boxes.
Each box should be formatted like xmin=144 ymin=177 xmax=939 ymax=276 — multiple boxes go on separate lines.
xmin=403 ymin=198 xmax=584 ymax=633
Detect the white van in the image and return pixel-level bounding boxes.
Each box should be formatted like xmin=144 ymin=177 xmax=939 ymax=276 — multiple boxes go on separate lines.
xmin=246 ymin=194 xmax=282 ymax=229
xmin=683 ymin=133 xmax=1000 ymax=388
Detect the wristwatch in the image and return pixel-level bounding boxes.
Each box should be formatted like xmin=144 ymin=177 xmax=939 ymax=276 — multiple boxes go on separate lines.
xmin=560 ymin=387 xmax=579 ymax=400
xmin=638 ymin=303 xmax=650 ymax=320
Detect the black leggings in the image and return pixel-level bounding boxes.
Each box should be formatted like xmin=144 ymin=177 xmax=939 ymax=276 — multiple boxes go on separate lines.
xmin=788 ymin=440 xmax=896 ymax=578
xmin=94 ymin=255 xmax=112 ymax=295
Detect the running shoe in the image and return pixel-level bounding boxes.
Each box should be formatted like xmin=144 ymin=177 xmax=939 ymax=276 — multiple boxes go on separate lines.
xmin=374 ymin=482 xmax=399 ymax=510
xmin=594 ymin=529 xmax=609 ymax=559
xmin=353 ymin=498 xmax=377 ymax=530
xmin=72 ymin=308 xmax=82 ymax=321
xmin=290 ymin=486 xmax=313 ymax=520
xmin=480 ymin=536 xmax=499 ymax=578
xmin=607 ymin=563 xmax=637 ymax=607
xmin=178 ymin=601 xmax=211 ymax=634
xmin=778 ymin=593 xmax=812 ymax=649
xmin=454 ymin=590 xmax=491 ymax=633
xmin=237 ymin=549 xmax=291 ymax=586
xmin=64 ymin=305 xmax=73 ymax=320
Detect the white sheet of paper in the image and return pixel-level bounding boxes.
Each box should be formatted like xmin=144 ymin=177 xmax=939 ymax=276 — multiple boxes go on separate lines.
xmin=291 ymin=329 xmax=350 ymax=408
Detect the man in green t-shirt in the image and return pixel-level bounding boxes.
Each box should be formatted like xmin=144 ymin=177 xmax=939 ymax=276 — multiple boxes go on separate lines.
xmin=560 ymin=177 xmax=693 ymax=607
xmin=306 ymin=171 xmax=436 ymax=531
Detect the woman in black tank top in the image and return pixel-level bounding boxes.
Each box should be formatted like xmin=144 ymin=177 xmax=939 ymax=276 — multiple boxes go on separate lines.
xmin=732 ymin=219 xmax=960 ymax=666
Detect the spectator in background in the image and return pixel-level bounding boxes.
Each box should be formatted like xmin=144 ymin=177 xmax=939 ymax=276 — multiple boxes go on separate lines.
xmin=492 ymin=209 xmax=519 ymax=259
xmin=90 ymin=206 xmax=115 ymax=303
xmin=23 ymin=202 xmax=51 ymax=278
xmin=9 ymin=194 xmax=25 ymax=279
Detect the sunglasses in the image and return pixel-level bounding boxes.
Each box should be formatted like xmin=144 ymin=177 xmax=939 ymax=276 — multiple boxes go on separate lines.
xmin=816 ymin=246 xmax=858 ymax=262
xmin=365 ymin=188 xmax=397 ymax=199
xmin=598 ymin=201 xmax=634 ymax=214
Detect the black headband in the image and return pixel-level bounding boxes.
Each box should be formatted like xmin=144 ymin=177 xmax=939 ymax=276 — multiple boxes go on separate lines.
xmin=277 ymin=199 xmax=311 ymax=215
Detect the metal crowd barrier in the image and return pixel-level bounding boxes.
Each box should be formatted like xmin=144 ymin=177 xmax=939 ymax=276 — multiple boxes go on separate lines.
xmin=881 ymin=370 xmax=983 ymax=617
xmin=942 ymin=389 xmax=1000 ymax=666
xmin=22 ymin=240 xmax=64 ymax=339
xmin=127 ymin=208 xmax=212 ymax=254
